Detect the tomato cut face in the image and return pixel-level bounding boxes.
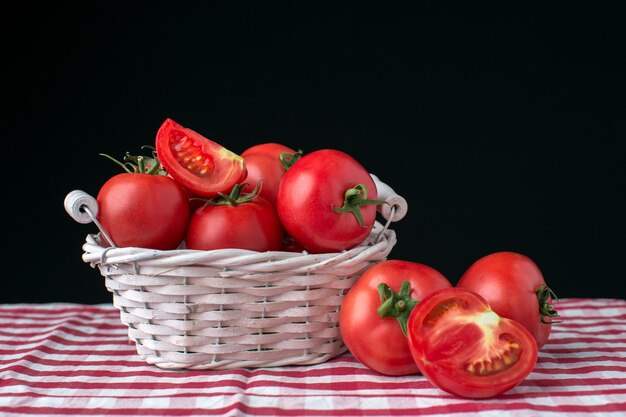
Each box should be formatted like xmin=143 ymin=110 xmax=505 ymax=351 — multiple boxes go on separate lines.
xmin=156 ymin=118 xmax=247 ymax=197
xmin=407 ymin=288 xmax=538 ymax=399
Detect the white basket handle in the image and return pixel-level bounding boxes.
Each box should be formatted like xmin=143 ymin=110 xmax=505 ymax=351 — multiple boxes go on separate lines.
xmin=64 ymin=190 xmax=99 ymax=224
xmin=370 ymin=173 xmax=408 ymax=222
xmin=64 ymin=190 xmax=117 ymax=247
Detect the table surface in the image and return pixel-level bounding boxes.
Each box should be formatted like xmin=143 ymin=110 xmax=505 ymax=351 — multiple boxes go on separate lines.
xmin=1 ymin=298 xmax=625 ymax=417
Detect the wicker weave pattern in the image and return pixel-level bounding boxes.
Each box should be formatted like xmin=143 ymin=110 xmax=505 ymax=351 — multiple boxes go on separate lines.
xmin=82 ymin=222 xmax=397 ymax=370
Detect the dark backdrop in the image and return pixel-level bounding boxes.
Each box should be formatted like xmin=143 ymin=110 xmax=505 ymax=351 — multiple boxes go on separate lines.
xmin=6 ymin=2 xmax=625 ymax=304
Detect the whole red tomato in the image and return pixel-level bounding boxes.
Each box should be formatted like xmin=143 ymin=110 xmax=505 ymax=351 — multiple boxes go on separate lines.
xmin=241 ymin=142 xmax=301 ymax=205
xmin=185 ymin=184 xmax=283 ymax=252
xmin=241 ymin=142 xmax=297 ymax=161
xmin=96 ymin=151 xmax=189 ymax=250
xmin=456 ymin=251 xmax=560 ymax=349
xmin=155 ymin=118 xmax=247 ymax=198
xmin=407 ymin=287 xmax=538 ymax=399
xmin=276 ymin=149 xmax=383 ymax=253
xmin=339 ymin=260 xmax=452 ymax=376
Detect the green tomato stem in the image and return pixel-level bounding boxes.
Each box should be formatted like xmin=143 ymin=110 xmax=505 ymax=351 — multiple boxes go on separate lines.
xmin=280 ymin=150 xmax=303 ymax=170
xmin=197 ymin=181 xmax=263 ymax=207
xmin=333 ymin=184 xmax=387 ymax=226
xmin=537 ymin=284 xmax=562 ymax=324
xmin=100 ymin=146 xmax=167 ymax=175
xmin=376 ymin=281 xmax=419 ymax=336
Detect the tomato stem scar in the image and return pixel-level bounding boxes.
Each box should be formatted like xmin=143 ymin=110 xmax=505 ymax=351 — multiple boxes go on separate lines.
xmin=377 ymin=281 xmax=419 ymax=336
xmin=333 ymin=184 xmax=386 ymax=227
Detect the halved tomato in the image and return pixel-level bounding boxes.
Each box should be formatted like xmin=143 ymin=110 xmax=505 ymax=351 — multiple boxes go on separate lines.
xmin=155 ymin=118 xmax=247 ymax=197
xmin=407 ymin=288 xmax=538 ymax=399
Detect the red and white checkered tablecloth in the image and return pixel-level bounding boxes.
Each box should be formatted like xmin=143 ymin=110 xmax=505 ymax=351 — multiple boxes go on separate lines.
xmin=1 ymin=298 xmax=625 ymax=417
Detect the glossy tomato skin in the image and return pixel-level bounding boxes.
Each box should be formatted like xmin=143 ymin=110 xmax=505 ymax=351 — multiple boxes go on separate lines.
xmin=96 ymin=173 xmax=190 ymax=250
xmin=276 ymin=149 xmax=379 ymax=253
xmin=155 ymin=118 xmax=247 ymax=198
xmin=241 ymin=142 xmax=296 ymax=160
xmin=185 ymin=196 xmax=283 ymax=252
xmin=407 ymin=287 xmax=538 ymax=399
xmin=241 ymin=152 xmax=287 ymax=206
xmin=456 ymin=251 xmax=554 ymax=349
xmin=340 ymin=260 xmax=453 ymax=375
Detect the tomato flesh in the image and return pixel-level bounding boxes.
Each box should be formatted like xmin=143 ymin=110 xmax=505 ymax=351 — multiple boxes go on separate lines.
xmin=168 ymin=129 xmax=216 ymax=176
xmin=407 ymin=288 xmax=538 ymax=399
xmin=156 ymin=118 xmax=246 ymax=198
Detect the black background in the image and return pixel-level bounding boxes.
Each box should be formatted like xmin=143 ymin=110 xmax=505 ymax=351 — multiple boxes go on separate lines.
xmin=5 ymin=2 xmax=625 ymax=304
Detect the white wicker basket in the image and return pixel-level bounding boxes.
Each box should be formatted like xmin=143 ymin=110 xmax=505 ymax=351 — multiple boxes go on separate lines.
xmin=64 ymin=174 xmax=407 ymax=370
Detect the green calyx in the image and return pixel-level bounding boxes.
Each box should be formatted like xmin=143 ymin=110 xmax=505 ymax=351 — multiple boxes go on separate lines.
xmin=196 ymin=181 xmax=262 ymax=207
xmin=377 ymin=281 xmax=419 ymax=336
xmin=333 ymin=184 xmax=387 ymax=227
xmin=279 ymin=150 xmax=303 ymax=170
xmin=537 ymin=284 xmax=562 ymax=324
xmin=100 ymin=145 xmax=167 ymax=175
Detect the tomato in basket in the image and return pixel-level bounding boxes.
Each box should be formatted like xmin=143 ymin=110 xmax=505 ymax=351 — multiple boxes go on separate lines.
xmin=407 ymin=287 xmax=538 ymax=399
xmin=339 ymin=260 xmax=453 ymax=376
xmin=155 ymin=118 xmax=247 ymax=198
xmin=185 ymin=183 xmax=283 ymax=251
xmin=241 ymin=142 xmax=298 ymax=160
xmin=240 ymin=143 xmax=302 ymax=205
xmin=97 ymin=149 xmax=190 ymax=250
xmin=276 ymin=149 xmax=384 ymax=253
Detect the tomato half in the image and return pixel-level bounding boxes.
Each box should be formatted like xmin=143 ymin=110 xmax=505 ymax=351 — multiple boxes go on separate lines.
xmin=339 ymin=260 xmax=452 ymax=375
xmin=456 ymin=251 xmax=560 ymax=349
xmin=276 ymin=149 xmax=383 ymax=253
xmin=155 ymin=118 xmax=247 ymax=198
xmin=97 ymin=173 xmax=190 ymax=250
xmin=407 ymin=288 xmax=538 ymax=399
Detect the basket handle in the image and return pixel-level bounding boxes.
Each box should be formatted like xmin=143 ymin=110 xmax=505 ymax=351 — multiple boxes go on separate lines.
xmin=64 ymin=190 xmax=117 ymax=247
xmin=370 ymin=174 xmax=408 ymax=222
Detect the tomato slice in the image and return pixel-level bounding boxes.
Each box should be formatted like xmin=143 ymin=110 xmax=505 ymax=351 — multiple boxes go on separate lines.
xmin=407 ymin=288 xmax=538 ymax=399
xmin=155 ymin=118 xmax=247 ymax=197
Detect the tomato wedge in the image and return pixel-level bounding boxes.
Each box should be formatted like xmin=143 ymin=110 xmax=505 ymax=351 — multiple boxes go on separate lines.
xmin=155 ymin=118 xmax=247 ymax=197
xmin=407 ymin=288 xmax=538 ymax=399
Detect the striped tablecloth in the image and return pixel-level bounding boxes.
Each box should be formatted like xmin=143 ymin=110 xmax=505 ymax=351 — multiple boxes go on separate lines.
xmin=1 ymin=298 xmax=625 ymax=416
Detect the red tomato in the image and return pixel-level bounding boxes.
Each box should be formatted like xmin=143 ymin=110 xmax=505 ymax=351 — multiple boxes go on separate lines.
xmin=456 ymin=251 xmax=560 ymax=349
xmin=407 ymin=287 xmax=538 ymax=399
xmin=185 ymin=185 xmax=283 ymax=252
xmin=97 ymin=173 xmax=190 ymax=250
xmin=155 ymin=118 xmax=247 ymax=198
xmin=241 ymin=142 xmax=296 ymax=160
xmin=241 ymin=143 xmax=301 ymax=205
xmin=276 ymin=149 xmax=383 ymax=253
xmin=241 ymin=152 xmax=287 ymax=206
xmin=339 ymin=260 xmax=453 ymax=375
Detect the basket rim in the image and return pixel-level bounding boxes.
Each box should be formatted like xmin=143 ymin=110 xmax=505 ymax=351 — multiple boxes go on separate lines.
xmin=82 ymin=221 xmax=397 ymax=268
